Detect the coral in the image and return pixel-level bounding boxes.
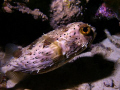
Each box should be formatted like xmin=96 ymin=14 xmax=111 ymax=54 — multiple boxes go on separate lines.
xmin=105 ymin=29 xmax=120 ymax=48
xmin=95 ymin=3 xmax=118 ymax=19
xmin=103 ymin=0 xmax=120 ymax=20
xmin=2 ymin=0 xmax=48 ymax=20
xmin=50 ymin=0 xmax=85 ymax=29
xmin=95 ymin=2 xmax=120 ymax=21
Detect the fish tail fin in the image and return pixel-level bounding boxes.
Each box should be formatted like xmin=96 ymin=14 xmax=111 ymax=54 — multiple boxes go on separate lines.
xmin=6 ymin=71 xmax=28 ymax=88
xmin=0 ymin=44 xmax=24 ymax=88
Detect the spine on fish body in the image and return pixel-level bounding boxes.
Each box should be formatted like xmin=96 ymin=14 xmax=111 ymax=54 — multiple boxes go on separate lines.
xmin=1 ymin=22 xmax=95 ymax=74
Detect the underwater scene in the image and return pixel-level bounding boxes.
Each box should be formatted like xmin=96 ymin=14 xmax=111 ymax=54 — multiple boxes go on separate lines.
xmin=0 ymin=0 xmax=120 ymax=90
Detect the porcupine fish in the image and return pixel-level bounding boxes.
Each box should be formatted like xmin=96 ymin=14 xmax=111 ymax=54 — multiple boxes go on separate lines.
xmin=0 ymin=22 xmax=96 ymax=88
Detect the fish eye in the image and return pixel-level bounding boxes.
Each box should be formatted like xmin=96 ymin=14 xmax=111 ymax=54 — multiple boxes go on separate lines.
xmin=80 ymin=26 xmax=91 ymax=35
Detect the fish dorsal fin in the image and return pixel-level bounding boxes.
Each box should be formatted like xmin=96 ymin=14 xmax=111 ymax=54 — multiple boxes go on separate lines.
xmin=2 ymin=44 xmax=22 ymax=65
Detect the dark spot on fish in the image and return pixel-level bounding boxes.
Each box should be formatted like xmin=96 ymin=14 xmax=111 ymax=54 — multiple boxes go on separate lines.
xmin=24 ymin=64 xmax=27 ymax=67
xmin=61 ymin=26 xmax=69 ymax=32
xmin=41 ymin=59 xmax=45 ymax=62
xmin=43 ymin=37 xmax=55 ymax=48
xmin=35 ymin=57 xmax=38 ymax=59
xmin=74 ymin=28 xmax=75 ymax=30
xmin=13 ymin=49 xmax=22 ymax=58
xmin=28 ymin=38 xmax=39 ymax=49
xmin=74 ymin=32 xmax=76 ymax=35
xmin=26 ymin=52 xmax=32 ymax=55
xmin=76 ymin=38 xmax=77 ymax=39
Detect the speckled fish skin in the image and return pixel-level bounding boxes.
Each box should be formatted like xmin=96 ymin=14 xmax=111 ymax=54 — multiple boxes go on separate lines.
xmin=1 ymin=22 xmax=95 ymax=74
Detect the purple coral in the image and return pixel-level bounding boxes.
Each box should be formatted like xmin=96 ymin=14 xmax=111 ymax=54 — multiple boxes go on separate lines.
xmin=95 ymin=3 xmax=118 ymax=19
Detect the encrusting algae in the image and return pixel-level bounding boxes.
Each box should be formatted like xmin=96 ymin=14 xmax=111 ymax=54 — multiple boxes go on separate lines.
xmin=0 ymin=22 xmax=96 ymax=88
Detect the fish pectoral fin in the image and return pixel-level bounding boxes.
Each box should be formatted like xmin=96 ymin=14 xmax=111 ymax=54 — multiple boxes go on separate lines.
xmin=6 ymin=71 xmax=28 ymax=88
xmin=6 ymin=79 xmax=17 ymax=88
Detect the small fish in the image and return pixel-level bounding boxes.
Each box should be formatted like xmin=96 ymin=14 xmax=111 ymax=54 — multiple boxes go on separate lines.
xmin=0 ymin=22 xmax=96 ymax=88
